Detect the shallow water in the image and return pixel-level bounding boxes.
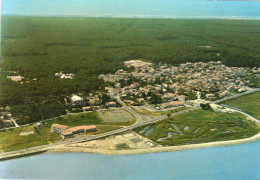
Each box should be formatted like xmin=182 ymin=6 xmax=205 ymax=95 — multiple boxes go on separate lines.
xmin=1 ymin=140 xmax=260 ymax=179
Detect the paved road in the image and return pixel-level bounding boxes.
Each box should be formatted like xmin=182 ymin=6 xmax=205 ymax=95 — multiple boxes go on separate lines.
xmin=220 ymin=104 xmax=260 ymax=123
xmin=115 ymin=96 xmax=155 ymax=124
xmin=1 ymin=88 xmax=259 ymax=159
xmin=11 ymin=118 xmax=19 ymax=127
xmin=213 ymin=88 xmax=260 ymax=104
xmin=0 ymin=105 xmax=197 ymax=159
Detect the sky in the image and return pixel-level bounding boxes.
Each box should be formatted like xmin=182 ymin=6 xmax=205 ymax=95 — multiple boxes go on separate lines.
xmin=2 ymin=0 xmax=260 ymax=18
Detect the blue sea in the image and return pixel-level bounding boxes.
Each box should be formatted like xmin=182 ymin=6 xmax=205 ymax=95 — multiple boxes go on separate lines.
xmin=2 ymin=0 xmax=260 ymax=19
xmin=1 ymin=141 xmax=260 ymax=179
xmin=1 ymin=0 xmax=260 ymax=179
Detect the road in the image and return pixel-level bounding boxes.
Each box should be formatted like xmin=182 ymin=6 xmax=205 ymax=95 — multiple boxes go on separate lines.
xmin=0 ymin=88 xmax=259 ymax=160
xmin=115 ymin=96 xmax=152 ymax=123
xmin=213 ymin=88 xmax=260 ymax=104
xmin=0 ymin=103 xmax=197 ymax=159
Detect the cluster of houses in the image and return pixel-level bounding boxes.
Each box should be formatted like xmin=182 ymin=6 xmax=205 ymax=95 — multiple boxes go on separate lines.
xmin=51 ymin=123 xmax=97 ymax=139
xmin=97 ymin=60 xmax=258 ymax=109
xmin=0 ymin=107 xmax=15 ymax=128
xmin=65 ymin=93 xmax=118 ymax=111
xmin=55 ymin=72 xmax=75 ymax=79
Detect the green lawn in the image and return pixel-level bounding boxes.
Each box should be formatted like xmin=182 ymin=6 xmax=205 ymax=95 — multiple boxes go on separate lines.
xmin=0 ymin=123 xmax=61 ymax=152
xmin=53 ymin=112 xmax=102 ymax=127
xmin=53 ymin=110 xmax=136 ymax=126
xmin=134 ymin=109 xmax=260 ymax=146
xmin=85 ymin=125 xmax=120 ymax=136
xmin=222 ymin=91 xmax=260 ymax=119
xmin=133 ymin=107 xmax=187 ymax=116
xmin=0 ymin=111 xmax=134 ymax=152
xmin=99 ymin=109 xmax=136 ymax=126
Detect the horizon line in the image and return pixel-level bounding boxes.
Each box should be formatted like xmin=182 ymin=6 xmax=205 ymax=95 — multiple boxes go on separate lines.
xmin=2 ymin=13 xmax=260 ymax=20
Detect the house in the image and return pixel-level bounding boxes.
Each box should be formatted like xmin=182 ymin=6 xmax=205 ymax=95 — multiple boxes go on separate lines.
xmin=161 ymin=101 xmax=184 ymax=109
xmin=61 ymin=129 xmax=74 ymax=139
xmin=137 ymin=98 xmax=145 ymax=103
xmin=162 ymin=93 xmax=176 ymax=101
xmin=178 ymin=95 xmax=187 ymax=101
xmin=69 ymin=94 xmax=84 ymax=106
xmin=222 ymin=90 xmax=230 ymax=96
xmin=5 ymin=106 xmax=11 ymax=111
xmin=124 ymin=100 xmax=135 ymax=105
xmin=55 ymin=72 xmax=75 ymax=79
xmin=51 ymin=124 xmax=69 ymax=133
xmin=206 ymin=94 xmax=215 ymax=98
xmin=238 ymin=88 xmax=247 ymax=93
xmin=52 ymin=123 xmax=97 ymax=139
xmin=6 ymin=113 xmax=13 ymax=119
xmin=106 ymin=101 xmax=117 ymax=107
xmin=82 ymin=106 xmax=92 ymax=111
xmin=115 ymin=83 xmax=121 ymax=88
xmin=7 ymin=75 xmax=24 ymax=82
xmin=3 ymin=120 xmax=14 ymax=127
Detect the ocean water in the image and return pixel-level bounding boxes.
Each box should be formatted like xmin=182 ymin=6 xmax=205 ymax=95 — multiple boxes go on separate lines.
xmin=1 ymin=141 xmax=260 ymax=180
xmin=2 ymin=0 xmax=260 ymax=19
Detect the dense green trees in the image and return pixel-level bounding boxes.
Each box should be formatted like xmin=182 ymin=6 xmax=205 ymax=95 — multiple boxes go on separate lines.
xmin=200 ymin=103 xmax=212 ymax=110
xmin=1 ymin=17 xmax=260 ymax=124
xmin=150 ymin=94 xmax=163 ymax=104
xmin=0 ymin=120 xmax=4 ymax=129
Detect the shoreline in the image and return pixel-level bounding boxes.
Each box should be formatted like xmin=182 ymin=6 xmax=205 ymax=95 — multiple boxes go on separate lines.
xmin=2 ymin=14 xmax=260 ymax=20
xmin=1 ymin=130 xmax=260 ymax=161
xmin=47 ymin=132 xmax=260 ymax=156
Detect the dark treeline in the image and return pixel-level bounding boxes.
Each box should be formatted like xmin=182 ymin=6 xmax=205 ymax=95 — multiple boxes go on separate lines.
xmin=1 ymin=16 xmax=260 ymax=124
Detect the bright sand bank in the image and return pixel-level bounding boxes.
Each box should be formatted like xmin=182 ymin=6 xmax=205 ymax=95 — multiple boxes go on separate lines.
xmin=48 ymin=132 xmax=260 ymax=155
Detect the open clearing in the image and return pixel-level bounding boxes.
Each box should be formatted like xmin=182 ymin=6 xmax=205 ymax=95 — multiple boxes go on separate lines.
xmin=99 ymin=109 xmax=133 ymax=122
xmin=68 ymin=132 xmax=159 ymax=150
xmin=134 ymin=109 xmax=260 ymax=146
xmin=0 ymin=123 xmax=61 ymax=152
xmin=19 ymin=130 xmax=34 ymax=136
xmin=0 ymin=111 xmax=132 ymax=152
xmin=132 ymin=106 xmax=187 ymax=116
xmin=221 ymin=91 xmax=260 ymax=119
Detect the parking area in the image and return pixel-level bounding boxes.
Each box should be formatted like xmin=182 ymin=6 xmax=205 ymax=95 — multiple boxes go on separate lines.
xmin=98 ymin=109 xmax=133 ymax=123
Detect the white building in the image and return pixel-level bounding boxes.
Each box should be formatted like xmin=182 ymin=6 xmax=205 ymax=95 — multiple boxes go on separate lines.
xmin=69 ymin=94 xmax=84 ymax=106
xmin=7 ymin=75 xmax=24 ymax=82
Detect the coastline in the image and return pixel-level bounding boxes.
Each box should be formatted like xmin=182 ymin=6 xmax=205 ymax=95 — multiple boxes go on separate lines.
xmin=2 ymin=14 xmax=260 ymax=20
xmin=1 ymin=126 xmax=260 ymax=161
xmin=47 ymin=132 xmax=260 ymax=156
xmin=1 ymin=91 xmax=259 ymax=160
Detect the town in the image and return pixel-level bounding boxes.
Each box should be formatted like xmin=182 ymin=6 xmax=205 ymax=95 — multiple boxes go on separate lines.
xmin=66 ymin=60 xmax=259 ymax=112
xmin=1 ymin=60 xmax=260 ymax=129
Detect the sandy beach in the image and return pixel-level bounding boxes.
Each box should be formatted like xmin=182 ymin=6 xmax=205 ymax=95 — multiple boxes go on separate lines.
xmin=48 ymin=131 xmax=260 ymax=155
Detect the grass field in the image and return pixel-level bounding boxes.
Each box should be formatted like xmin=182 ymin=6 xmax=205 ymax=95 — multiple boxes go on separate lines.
xmin=222 ymin=91 xmax=260 ymax=119
xmin=134 ymin=109 xmax=260 ymax=146
xmin=133 ymin=107 xmax=187 ymax=116
xmin=98 ymin=109 xmax=136 ymax=126
xmin=0 ymin=123 xmax=61 ymax=152
xmin=0 ymin=111 xmax=135 ymax=152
